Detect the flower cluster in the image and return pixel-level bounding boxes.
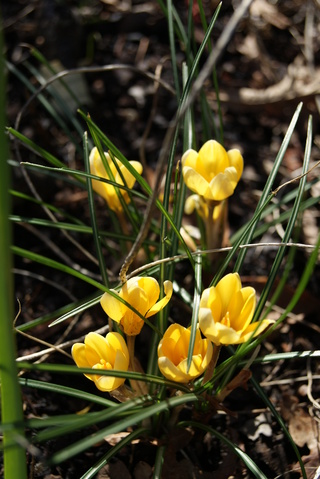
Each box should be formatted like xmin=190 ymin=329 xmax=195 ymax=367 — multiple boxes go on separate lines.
xmin=72 ymin=273 xmax=273 ymax=391
xmin=71 ymin=141 xmax=273 ymax=394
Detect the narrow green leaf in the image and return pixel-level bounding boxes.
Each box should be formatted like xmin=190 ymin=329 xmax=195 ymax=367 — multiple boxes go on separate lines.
xmin=80 ymin=427 xmax=149 ymax=479
xmin=0 ymin=31 xmax=28 ymax=478
xmin=187 ymin=252 xmax=202 ymax=372
xmin=47 ymin=393 xmax=199 ymax=465
xmin=179 ymin=421 xmax=268 ymax=479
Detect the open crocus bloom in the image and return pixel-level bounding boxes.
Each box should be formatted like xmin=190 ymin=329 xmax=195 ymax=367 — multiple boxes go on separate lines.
xmin=158 ymin=323 xmax=213 ymax=383
xmin=182 ymin=140 xmax=243 ymax=202
xmin=199 ymin=273 xmax=273 ymax=346
xmin=100 ymin=277 xmax=173 ymax=336
xmin=89 ymin=147 xmax=143 ymax=213
xmin=72 ymin=332 xmax=130 ymax=392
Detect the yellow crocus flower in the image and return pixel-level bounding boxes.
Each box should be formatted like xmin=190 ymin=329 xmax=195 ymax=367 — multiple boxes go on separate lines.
xmin=182 ymin=140 xmax=243 ymax=202
xmin=89 ymin=147 xmax=143 ymax=213
xmin=157 ymin=323 xmax=213 ymax=383
xmin=100 ymin=277 xmax=173 ymax=336
xmin=199 ymin=273 xmax=273 ymax=346
xmin=71 ymin=332 xmax=130 ymax=392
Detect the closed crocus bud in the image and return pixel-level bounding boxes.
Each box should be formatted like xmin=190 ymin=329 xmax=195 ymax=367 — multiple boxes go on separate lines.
xmin=100 ymin=277 xmax=173 ymax=336
xmin=182 ymin=140 xmax=243 ymax=202
xmin=89 ymin=147 xmax=143 ymax=213
xmin=158 ymin=323 xmax=213 ymax=384
xmin=72 ymin=332 xmax=130 ymax=392
xmin=199 ymin=273 xmax=274 ymax=346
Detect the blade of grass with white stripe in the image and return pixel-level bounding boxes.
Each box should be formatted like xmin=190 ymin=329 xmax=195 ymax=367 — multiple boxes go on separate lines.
xmin=187 ymin=251 xmax=202 ymax=372
xmin=0 ymin=31 xmax=28 ymax=478
xmin=47 ymin=293 xmax=101 ymax=329
xmin=18 ymin=378 xmax=115 ymax=408
xmin=17 ymin=363 xmax=191 ymax=398
xmin=16 ymin=293 xmax=100 ymax=332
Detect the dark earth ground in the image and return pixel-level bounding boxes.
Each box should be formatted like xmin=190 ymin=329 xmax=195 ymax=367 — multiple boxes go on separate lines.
xmin=2 ymin=0 xmax=320 ymax=477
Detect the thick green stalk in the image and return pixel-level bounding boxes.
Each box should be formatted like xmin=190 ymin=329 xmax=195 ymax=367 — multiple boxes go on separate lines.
xmin=0 ymin=27 xmax=28 ymax=478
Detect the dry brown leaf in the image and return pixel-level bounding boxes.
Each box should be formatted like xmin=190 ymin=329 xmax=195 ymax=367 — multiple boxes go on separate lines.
xmin=104 ymin=431 xmax=130 ymax=446
xmin=288 ymin=408 xmax=318 ymax=451
xmin=281 ymin=395 xmax=319 ymax=451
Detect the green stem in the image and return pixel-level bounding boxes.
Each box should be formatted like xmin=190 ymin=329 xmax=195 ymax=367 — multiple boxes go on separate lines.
xmin=0 ymin=27 xmax=27 ymax=478
xmin=205 ymin=200 xmax=228 ymax=268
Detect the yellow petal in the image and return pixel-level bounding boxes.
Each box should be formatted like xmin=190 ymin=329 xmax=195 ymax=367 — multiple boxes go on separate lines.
xmin=106 ymin=332 xmax=130 ymax=363
xmin=158 ymin=336 xmax=176 ymax=362
xmin=202 ymin=340 xmax=213 ymax=368
xmin=239 ymin=319 xmax=274 ymax=343
xmin=174 ymin=331 xmax=189 ymax=364
xmin=117 ymin=161 xmax=143 ymax=189
xmin=124 ymin=281 xmax=149 ymax=315
xmin=205 ymin=286 xmax=222 ymax=322
xmin=158 ymin=356 xmax=189 ymax=383
xmin=146 ymin=280 xmax=173 ymax=318
xmin=199 ymin=305 xmax=213 ymax=329
xmin=95 ymin=374 xmax=125 ymax=392
xmin=214 ymin=324 xmax=242 ymax=345
xmin=216 ymin=273 xmax=241 ymax=314
xmin=137 ymin=277 xmax=160 ymax=310
xmin=209 ymin=168 xmax=238 ymax=201
xmin=227 ymin=149 xmax=243 ymax=181
xmin=113 ymin=347 xmax=130 ymax=372
xmin=71 ymin=343 xmax=90 ymax=369
xmin=232 ymin=287 xmax=256 ymax=332
xmin=181 ymin=149 xmax=198 ymax=169
xmin=198 ymin=140 xmax=229 ymax=178
xmin=100 ymin=290 xmax=125 ymax=323
xmin=182 ymin=166 xmax=212 ymax=198
xmin=85 ymin=332 xmax=111 ymax=364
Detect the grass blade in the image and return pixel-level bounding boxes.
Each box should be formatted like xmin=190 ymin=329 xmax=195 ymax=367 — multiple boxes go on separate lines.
xmin=0 ymin=30 xmax=28 ymax=478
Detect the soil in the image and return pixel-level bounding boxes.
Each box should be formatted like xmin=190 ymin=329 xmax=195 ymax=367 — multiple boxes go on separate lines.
xmin=3 ymin=0 xmax=320 ymax=478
